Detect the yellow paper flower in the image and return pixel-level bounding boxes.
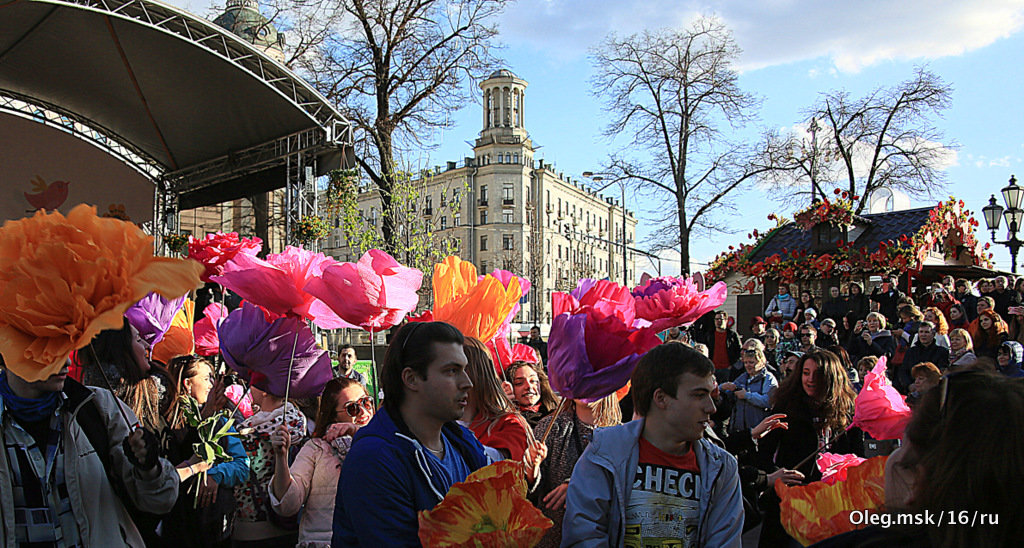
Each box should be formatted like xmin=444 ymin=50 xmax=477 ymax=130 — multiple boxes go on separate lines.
xmin=432 ymin=256 xmax=523 ymax=342
xmin=152 ymin=300 xmax=196 ymax=364
xmin=419 ymin=460 xmax=552 ymax=547
xmin=0 ymin=205 xmax=203 ymax=380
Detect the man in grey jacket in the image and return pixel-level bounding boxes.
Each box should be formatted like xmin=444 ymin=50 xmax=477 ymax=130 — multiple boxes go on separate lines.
xmin=562 ymin=343 xmax=743 ymax=547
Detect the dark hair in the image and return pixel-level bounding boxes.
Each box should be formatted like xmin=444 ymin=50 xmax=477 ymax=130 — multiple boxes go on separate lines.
xmin=380 ymin=321 xmax=464 ymax=415
xmin=504 ymin=361 xmax=560 ymax=414
xmin=313 ymin=377 xmax=364 ymax=438
xmin=899 ymin=371 xmax=1024 ymax=546
xmin=338 ymin=344 xmax=354 ymax=352
xmin=826 ymin=345 xmax=854 ymax=372
xmin=631 ymin=343 xmax=714 ymax=416
xmin=772 ymin=349 xmax=856 ymax=432
xmin=165 ymin=354 xmax=209 ymax=430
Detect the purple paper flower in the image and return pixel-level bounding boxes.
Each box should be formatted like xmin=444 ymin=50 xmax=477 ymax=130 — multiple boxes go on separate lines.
xmin=218 ymin=302 xmax=332 ymax=398
xmin=125 ymin=292 xmax=187 ymax=346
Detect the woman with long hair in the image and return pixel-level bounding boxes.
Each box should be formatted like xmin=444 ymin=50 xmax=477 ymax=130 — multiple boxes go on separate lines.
xmin=504 ymin=361 xmax=560 ymax=428
xmin=531 ymin=394 xmax=621 ymax=548
xmin=921 ymin=306 xmax=950 ymax=347
xmin=970 ymin=309 xmax=1008 ymax=359
xmin=814 ymin=371 xmax=1024 ymax=547
xmin=795 ymin=289 xmax=818 ymax=326
xmin=160 ymin=355 xmax=250 ymax=548
xmin=461 ymin=337 xmax=536 ymax=462
xmin=758 ymin=349 xmax=862 ymax=546
xmin=269 ymin=377 xmax=374 ymax=547
xmin=946 ymin=302 xmax=970 ymax=331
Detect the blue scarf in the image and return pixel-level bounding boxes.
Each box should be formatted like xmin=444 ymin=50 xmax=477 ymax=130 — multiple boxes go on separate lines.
xmin=0 ymin=371 xmax=62 ymax=423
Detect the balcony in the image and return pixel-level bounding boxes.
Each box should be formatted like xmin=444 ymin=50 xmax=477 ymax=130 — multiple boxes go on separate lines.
xmin=478 ymin=198 xmax=489 ymax=207
xmin=503 ymin=198 xmax=514 ymax=206
xmin=424 ymin=207 xmax=433 ymax=217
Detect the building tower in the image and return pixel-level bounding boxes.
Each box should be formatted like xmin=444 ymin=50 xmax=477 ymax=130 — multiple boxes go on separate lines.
xmin=213 ymin=0 xmax=286 ymax=63
xmin=475 ymin=69 xmax=533 ymax=163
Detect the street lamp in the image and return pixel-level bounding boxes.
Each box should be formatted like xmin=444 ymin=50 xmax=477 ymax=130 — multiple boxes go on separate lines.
xmin=583 ymin=171 xmax=629 ymax=286
xmin=982 ymin=175 xmax=1024 ymax=273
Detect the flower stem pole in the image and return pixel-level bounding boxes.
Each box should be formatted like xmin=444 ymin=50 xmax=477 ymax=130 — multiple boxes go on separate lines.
xmin=87 ymin=343 xmax=138 ymax=432
xmin=539 ymin=397 xmax=571 ymax=444
xmin=281 ymin=331 xmax=300 ymax=423
xmin=369 ymin=329 xmax=380 ymax=407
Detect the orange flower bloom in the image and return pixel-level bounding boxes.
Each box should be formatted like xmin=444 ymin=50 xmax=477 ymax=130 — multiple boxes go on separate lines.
xmin=419 ymin=460 xmax=552 ymax=547
xmin=0 ymin=205 xmax=203 ymax=381
xmin=777 ymin=456 xmax=888 ymax=546
xmin=152 ymin=299 xmax=196 ymax=364
xmin=431 ymin=256 xmax=523 ymax=342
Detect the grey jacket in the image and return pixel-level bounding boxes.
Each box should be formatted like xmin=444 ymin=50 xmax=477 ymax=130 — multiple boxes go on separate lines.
xmin=562 ymin=418 xmax=743 ymax=547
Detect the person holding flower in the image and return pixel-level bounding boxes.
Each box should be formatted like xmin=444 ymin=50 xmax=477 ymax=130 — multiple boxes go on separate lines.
xmin=269 ymin=377 xmax=374 ymax=547
xmin=504 ymin=360 xmax=560 ymax=428
xmin=160 ymin=355 xmax=249 ymax=548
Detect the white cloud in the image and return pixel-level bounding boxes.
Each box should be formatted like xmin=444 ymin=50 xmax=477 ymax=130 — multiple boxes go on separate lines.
xmin=499 ymin=0 xmax=1024 ymax=73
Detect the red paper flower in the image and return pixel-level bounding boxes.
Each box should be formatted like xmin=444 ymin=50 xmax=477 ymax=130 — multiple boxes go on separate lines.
xmin=816 ymin=452 xmax=867 ymax=486
xmin=632 ymin=275 xmax=728 ymax=333
xmin=193 ymin=303 xmax=228 ymax=357
xmin=851 ymin=357 xmax=911 ymax=440
xmin=187 ymin=232 xmax=262 ymax=282
xmin=305 ymin=249 xmax=423 ymax=331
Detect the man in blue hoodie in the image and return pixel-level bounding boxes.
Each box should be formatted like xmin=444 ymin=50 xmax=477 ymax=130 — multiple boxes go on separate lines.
xmin=332 ymin=322 xmax=490 ymax=547
xmin=563 ymin=343 xmax=744 ymax=547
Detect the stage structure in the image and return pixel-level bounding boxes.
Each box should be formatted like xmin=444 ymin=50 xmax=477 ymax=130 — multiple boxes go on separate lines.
xmin=0 ymin=0 xmax=354 ymax=249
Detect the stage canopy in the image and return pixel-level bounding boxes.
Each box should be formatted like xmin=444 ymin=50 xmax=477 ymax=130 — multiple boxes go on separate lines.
xmin=0 ymin=0 xmax=353 ymax=226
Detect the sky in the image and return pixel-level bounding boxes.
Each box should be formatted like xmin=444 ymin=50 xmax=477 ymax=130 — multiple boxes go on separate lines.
xmin=169 ymin=0 xmax=1024 ymax=275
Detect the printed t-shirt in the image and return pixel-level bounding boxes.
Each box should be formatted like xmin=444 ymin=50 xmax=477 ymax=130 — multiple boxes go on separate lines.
xmin=712 ymin=330 xmax=730 ymax=369
xmin=625 ymin=437 xmax=702 ymax=548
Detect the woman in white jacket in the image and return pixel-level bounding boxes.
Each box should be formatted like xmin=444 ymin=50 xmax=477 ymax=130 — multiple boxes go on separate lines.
xmin=269 ymin=377 xmax=374 ymax=547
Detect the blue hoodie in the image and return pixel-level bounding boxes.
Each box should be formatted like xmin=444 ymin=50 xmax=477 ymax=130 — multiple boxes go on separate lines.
xmin=331 ymin=407 xmax=489 ymax=547
xmin=562 ymin=418 xmax=744 ymax=547
xmin=998 ymin=340 xmax=1024 ymax=378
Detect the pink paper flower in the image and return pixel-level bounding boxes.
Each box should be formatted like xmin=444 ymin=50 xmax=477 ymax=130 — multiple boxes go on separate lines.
xmin=187 ymin=232 xmax=262 ymax=282
xmin=816 ymin=452 xmax=867 ymax=485
xmin=212 ymin=246 xmax=355 ymax=330
xmin=851 ymin=357 xmax=911 ymax=440
xmin=511 ymin=344 xmax=540 ymax=364
xmin=305 ymin=249 xmax=423 ymax=331
xmin=193 ymin=303 xmax=229 ymax=357
xmin=632 ymin=275 xmax=728 ymax=333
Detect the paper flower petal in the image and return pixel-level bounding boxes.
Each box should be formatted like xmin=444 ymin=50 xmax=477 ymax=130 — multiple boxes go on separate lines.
xmin=193 ymin=303 xmax=228 ymax=357
xmin=0 ymin=205 xmax=203 ymax=381
xmin=430 ymin=256 xmax=522 ymax=342
xmin=816 ymin=452 xmax=867 ymax=486
xmin=511 ymin=344 xmax=540 ymax=364
xmin=125 ymin=292 xmax=187 ymax=347
xmin=152 ymin=300 xmax=196 ymax=364
xmin=305 ymin=249 xmax=423 ymax=331
xmin=778 ymin=456 xmax=888 ymax=546
xmin=218 ymin=302 xmax=333 ymax=398
xmin=633 ymin=275 xmax=728 ymax=333
xmin=851 ymin=357 xmax=911 ymax=441
xmin=187 ymin=232 xmax=262 ymax=282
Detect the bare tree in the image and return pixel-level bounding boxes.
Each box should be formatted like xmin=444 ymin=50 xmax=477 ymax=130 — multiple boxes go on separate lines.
xmin=756 ymin=67 xmax=955 ymax=213
xmin=591 ymin=16 xmax=767 ymax=274
xmin=278 ymin=0 xmax=508 ymax=254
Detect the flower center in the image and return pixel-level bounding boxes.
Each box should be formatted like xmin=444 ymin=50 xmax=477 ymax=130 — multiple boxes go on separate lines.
xmin=473 ymin=516 xmax=500 ymax=533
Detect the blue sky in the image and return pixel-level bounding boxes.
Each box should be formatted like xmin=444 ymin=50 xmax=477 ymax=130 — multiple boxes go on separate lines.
xmin=172 ymin=0 xmax=1024 ymax=275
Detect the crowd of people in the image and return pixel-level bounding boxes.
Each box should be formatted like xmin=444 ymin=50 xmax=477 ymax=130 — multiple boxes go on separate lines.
xmin=0 ymin=273 xmax=1021 ymax=547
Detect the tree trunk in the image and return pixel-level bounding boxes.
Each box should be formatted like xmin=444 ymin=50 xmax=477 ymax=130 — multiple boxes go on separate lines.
xmin=376 ymin=133 xmax=398 ymax=254
xmin=677 ymin=191 xmax=690 ymax=275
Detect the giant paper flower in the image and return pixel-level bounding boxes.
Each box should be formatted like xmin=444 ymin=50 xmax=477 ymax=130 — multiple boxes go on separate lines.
xmin=218 ymin=302 xmax=332 ymax=398
xmin=193 ymin=303 xmax=228 ymax=357
xmin=427 ymin=256 xmax=523 ymax=342
xmin=418 ymin=460 xmax=552 ymax=547
xmin=851 ymin=357 xmax=911 ymax=441
xmin=213 ymin=246 xmax=355 ymax=329
xmin=152 ymin=300 xmax=196 ymax=364
xmin=548 ymin=279 xmax=661 ymax=402
xmin=187 ymin=232 xmax=262 ymax=282
xmin=778 ymin=456 xmax=888 ymax=546
xmin=632 ymin=275 xmax=728 ymax=333
xmin=511 ymin=344 xmax=540 ymax=365
xmin=0 ymin=205 xmax=203 ymax=381
xmin=816 ymin=452 xmax=867 ymax=486
xmin=305 ymin=249 xmax=422 ymax=332
xmin=125 ymin=292 xmax=188 ymax=347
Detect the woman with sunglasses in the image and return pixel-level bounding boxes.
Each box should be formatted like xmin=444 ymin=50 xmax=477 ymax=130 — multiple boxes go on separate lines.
xmin=269 ymin=377 xmax=374 ymax=547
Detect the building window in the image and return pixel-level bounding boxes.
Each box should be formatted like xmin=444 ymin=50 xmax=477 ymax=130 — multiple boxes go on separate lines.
xmin=558 ymin=245 xmax=562 ymax=259
xmin=480 ymin=235 xmax=488 ymax=251
xmin=503 ymin=234 xmax=514 ymax=250
xmin=503 ymin=210 xmax=513 ymax=223
xmin=440 ymin=190 xmax=446 ymax=206
xmin=546 ymin=264 xmax=550 ymax=278
xmin=441 ymin=216 xmax=447 ymax=229
xmin=481 ymin=260 xmax=489 ymax=273
xmin=503 ymin=185 xmax=514 ymax=203
xmin=480 ymin=184 xmax=488 ymax=198
xmin=514 ymin=153 xmax=519 ymax=164
xmin=480 ymin=210 xmax=488 ymax=224
xmin=455 ymin=213 xmax=461 ymax=226
xmin=546 ymin=239 xmax=551 ymax=253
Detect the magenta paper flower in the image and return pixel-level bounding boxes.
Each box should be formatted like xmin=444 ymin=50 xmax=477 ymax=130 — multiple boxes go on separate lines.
xmin=511 ymin=344 xmax=540 ymax=364
xmin=851 ymin=357 xmax=911 ymax=440
xmin=548 ymin=280 xmax=661 ymax=402
xmin=305 ymin=249 xmax=423 ymax=332
xmin=218 ymin=302 xmax=332 ymax=398
xmin=193 ymin=303 xmax=228 ymax=357
xmin=632 ymin=275 xmax=728 ymax=333
xmin=816 ymin=453 xmax=867 ymax=485
xmin=125 ymin=292 xmax=187 ymax=346
xmin=187 ymin=232 xmax=262 ymax=282
xmin=212 ymin=246 xmax=355 ymax=330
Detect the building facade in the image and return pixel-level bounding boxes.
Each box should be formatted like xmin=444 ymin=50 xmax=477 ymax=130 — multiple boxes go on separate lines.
xmin=323 ymin=69 xmax=639 ymax=325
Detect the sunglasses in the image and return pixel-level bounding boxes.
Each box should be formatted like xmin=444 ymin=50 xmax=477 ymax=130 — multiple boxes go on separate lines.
xmin=741 ymin=349 xmax=758 ymax=356
xmin=344 ymin=396 xmax=374 ymax=416
xmin=800 ymin=333 xmax=812 ymax=337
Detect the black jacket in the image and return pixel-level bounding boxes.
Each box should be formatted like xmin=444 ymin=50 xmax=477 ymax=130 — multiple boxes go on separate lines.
xmin=706 ymin=327 xmax=742 ymax=367
xmin=899 ymin=342 xmax=950 ymax=391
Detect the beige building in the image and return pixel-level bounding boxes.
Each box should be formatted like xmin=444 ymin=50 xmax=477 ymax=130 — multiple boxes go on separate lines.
xmin=324 ymin=69 xmax=639 ymax=325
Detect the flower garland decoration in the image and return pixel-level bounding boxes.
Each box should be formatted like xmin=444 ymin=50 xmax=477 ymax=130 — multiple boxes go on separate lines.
xmin=165 ymin=233 xmax=190 ymax=255
xmin=292 ymin=215 xmax=332 ymax=244
xmin=792 ymin=190 xmax=856 ymax=230
xmin=707 ymin=197 xmax=993 ymax=291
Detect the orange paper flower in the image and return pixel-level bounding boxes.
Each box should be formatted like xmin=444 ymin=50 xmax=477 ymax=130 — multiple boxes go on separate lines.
xmin=152 ymin=300 xmax=196 ymax=364
xmin=0 ymin=205 xmax=203 ymax=380
xmin=431 ymin=256 xmax=523 ymax=342
xmin=777 ymin=456 xmax=888 ymax=546
xmin=418 ymin=460 xmax=552 ymax=547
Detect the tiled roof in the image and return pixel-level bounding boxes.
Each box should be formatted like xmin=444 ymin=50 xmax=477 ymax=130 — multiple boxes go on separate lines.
xmin=748 ymin=206 xmax=935 ymax=263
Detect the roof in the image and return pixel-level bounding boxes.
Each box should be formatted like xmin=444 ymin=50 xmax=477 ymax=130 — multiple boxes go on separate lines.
xmin=748 ymin=206 xmax=935 ymax=262
xmin=488 ymin=68 xmax=518 ymax=79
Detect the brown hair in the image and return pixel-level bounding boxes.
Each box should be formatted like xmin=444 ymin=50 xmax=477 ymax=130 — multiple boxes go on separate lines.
xmin=971 ymin=309 xmax=1008 ymax=348
xmin=772 ymin=349 xmax=856 ymax=433
xmin=632 ymin=342 xmax=714 ymax=416
xmin=504 ymin=361 xmax=560 ymax=414
xmin=463 ymin=337 xmax=518 ymax=421
xmin=910 ymin=362 xmax=942 ymax=384
xmin=922 ymin=306 xmax=949 ymax=334
xmin=165 ymin=354 xmax=211 ymax=430
xmin=313 ymin=377 xmax=365 ymax=438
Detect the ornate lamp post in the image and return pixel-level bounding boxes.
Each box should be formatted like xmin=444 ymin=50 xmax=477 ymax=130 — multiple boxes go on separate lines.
xmin=982 ymin=175 xmax=1024 ymax=273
